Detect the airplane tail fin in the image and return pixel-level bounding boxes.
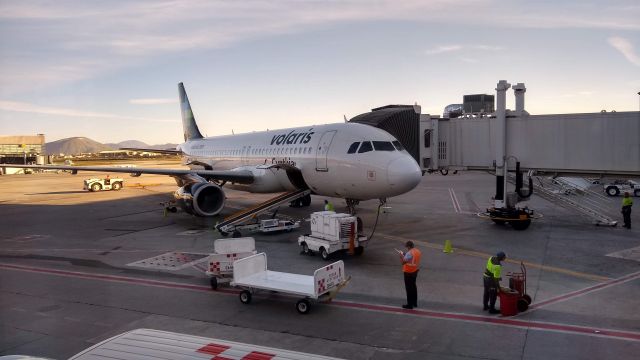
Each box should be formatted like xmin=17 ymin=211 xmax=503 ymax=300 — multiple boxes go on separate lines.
xmin=178 ymin=82 xmax=204 ymax=142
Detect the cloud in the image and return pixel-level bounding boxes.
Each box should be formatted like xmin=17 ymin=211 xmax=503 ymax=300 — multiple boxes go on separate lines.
xmin=425 ymin=44 xmax=504 ymax=55
xmin=608 ymin=36 xmax=640 ymax=66
xmin=425 ymin=45 xmax=463 ymax=55
xmin=0 ymin=100 xmax=177 ymax=123
xmin=129 ymin=98 xmax=177 ymax=105
xmin=1 ymin=0 xmax=639 ymax=94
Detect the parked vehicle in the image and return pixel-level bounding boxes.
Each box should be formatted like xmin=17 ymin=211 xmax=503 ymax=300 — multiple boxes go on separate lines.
xmin=83 ymin=177 xmax=124 ymax=192
xmin=603 ymin=180 xmax=640 ymax=197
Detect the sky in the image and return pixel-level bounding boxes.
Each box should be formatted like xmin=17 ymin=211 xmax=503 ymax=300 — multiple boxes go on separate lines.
xmin=0 ymin=0 xmax=639 ymax=144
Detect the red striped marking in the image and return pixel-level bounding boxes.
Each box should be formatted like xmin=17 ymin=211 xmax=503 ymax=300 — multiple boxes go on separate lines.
xmin=528 ymin=270 xmax=640 ymax=310
xmin=0 ymin=262 xmax=238 ymax=295
xmin=2 ymin=262 xmax=640 ymax=342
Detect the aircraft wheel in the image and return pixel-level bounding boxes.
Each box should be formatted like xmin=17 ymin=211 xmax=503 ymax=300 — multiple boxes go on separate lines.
xmin=239 ymin=290 xmax=252 ymax=304
xmin=210 ymin=277 xmax=218 ymax=290
xmin=302 ymin=194 xmax=312 ymax=207
xmin=354 ymin=246 xmax=364 ymax=256
xmin=296 ymin=299 xmax=311 ymax=314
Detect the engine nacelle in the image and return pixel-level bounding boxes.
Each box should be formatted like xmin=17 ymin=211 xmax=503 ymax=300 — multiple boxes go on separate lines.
xmin=174 ymin=182 xmax=225 ymax=216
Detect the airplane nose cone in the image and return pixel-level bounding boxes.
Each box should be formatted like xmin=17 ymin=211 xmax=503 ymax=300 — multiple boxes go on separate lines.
xmin=388 ymin=156 xmax=422 ymax=194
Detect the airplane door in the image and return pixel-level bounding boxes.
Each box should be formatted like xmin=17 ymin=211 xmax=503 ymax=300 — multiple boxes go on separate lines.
xmin=315 ymin=130 xmax=336 ymax=171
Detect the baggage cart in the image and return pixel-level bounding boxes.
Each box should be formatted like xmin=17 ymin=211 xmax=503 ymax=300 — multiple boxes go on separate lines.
xmin=205 ymin=237 xmax=256 ymax=290
xmin=507 ymin=261 xmax=532 ymax=312
xmin=231 ymin=253 xmax=349 ymax=314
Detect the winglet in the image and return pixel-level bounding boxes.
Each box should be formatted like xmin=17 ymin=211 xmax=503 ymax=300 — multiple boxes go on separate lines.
xmin=178 ymin=82 xmax=204 ymax=142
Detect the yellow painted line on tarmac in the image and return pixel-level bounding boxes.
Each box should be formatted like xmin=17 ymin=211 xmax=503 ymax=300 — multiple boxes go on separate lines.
xmin=377 ymin=233 xmax=611 ymax=282
xmin=125 ymin=183 xmax=163 ymax=188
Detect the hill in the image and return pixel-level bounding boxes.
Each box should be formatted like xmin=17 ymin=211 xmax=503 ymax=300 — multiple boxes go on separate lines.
xmin=45 ymin=137 xmax=114 ymax=155
xmin=105 ymin=140 xmax=150 ymax=149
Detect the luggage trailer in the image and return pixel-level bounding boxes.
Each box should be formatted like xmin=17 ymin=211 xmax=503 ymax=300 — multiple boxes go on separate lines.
xmin=231 ymin=253 xmax=349 ymax=314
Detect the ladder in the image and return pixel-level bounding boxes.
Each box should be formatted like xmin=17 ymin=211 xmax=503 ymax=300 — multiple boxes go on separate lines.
xmin=509 ymin=175 xmax=618 ymax=226
xmin=216 ymin=189 xmax=311 ymax=233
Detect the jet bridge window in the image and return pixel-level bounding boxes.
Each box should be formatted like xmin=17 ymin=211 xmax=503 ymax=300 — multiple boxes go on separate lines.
xmin=372 ymin=141 xmax=395 ymax=151
xmin=358 ymin=141 xmax=373 ymax=153
xmin=347 ymin=142 xmax=360 ymax=154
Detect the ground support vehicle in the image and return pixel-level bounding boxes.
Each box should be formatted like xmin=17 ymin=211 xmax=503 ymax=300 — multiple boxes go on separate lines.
xmin=224 ymin=218 xmax=301 ymax=237
xmin=603 ymin=180 xmax=640 ymax=197
xmin=507 ymin=262 xmax=532 ymax=312
xmin=298 ymin=211 xmax=367 ymax=260
xmin=205 ymin=237 xmax=256 ymax=290
xmin=231 ymin=252 xmax=349 ymax=314
xmin=83 ymin=177 xmax=124 ymax=192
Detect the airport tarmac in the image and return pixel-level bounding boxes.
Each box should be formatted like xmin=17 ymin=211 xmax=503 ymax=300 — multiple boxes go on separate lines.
xmin=1 ymin=162 xmax=639 ymax=359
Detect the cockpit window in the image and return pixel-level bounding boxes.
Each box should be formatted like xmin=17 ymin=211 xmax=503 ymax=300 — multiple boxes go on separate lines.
xmin=347 ymin=142 xmax=360 ymax=154
xmin=392 ymin=140 xmax=405 ymax=151
xmin=358 ymin=141 xmax=373 ymax=153
xmin=373 ymin=141 xmax=395 ymax=151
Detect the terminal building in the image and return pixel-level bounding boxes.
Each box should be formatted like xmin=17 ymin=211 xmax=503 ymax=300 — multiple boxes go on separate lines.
xmin=0 ymin=134 xmax=46 ymax=165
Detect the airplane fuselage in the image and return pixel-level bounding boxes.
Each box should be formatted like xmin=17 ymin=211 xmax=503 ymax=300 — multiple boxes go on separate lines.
xmin=180 ymin=122 xmax=422 ymax=200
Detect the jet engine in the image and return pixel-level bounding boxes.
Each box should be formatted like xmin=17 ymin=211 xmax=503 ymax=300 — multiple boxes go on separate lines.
xmin=174 ymin=182 xmax=225 ymax=216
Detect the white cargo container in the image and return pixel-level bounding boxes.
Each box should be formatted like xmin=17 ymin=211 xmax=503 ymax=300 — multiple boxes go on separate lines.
xmin=299 ymin=211 xmax=368 ymax=260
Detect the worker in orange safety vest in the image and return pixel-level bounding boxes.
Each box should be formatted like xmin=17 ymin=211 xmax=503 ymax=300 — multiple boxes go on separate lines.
xmin=398 ymin=241 xmax=421 ymax=309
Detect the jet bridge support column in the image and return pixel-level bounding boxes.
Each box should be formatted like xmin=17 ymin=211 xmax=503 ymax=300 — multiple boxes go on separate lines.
xmin=494 ymin=80 xmax=510 ymax=208
xmin=485 ymin=80 xmax=535 ymax=230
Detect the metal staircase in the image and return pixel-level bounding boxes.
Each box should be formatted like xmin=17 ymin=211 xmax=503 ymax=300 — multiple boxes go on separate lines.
xmin=216 ymin=189 xmax=311 ymax=233
xmin=509 ymin=176 xmax=618 ymax=226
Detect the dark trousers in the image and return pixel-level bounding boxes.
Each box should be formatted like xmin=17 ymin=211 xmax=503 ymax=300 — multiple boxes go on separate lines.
xmin=622 ymin=206 xmax=632 ymax=228
xmin=483 ymin=276 xmax=498 ymax=309
xmin=404 ymin=270 xmax=418 ymax=307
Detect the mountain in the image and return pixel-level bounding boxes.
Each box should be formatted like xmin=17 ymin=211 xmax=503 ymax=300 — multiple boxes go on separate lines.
xmin=45 ymin=137 xmax=114 ymax=155
xmin=105 ymin=140 xmax=150 ymax=149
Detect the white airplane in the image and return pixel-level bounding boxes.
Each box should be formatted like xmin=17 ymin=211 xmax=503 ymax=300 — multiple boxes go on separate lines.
xmin=12 ymin=83 xmax=423 ymax=216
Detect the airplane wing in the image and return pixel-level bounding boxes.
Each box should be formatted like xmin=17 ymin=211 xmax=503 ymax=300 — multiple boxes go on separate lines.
xmin=4 ymin=164 xmax=254 ymax=184
xmin=119 ymin=147 xmax=182 ymax=155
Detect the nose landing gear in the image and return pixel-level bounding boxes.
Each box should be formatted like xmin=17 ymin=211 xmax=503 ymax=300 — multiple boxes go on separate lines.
xmin=345 ymin=198 xmax=360 ymax=215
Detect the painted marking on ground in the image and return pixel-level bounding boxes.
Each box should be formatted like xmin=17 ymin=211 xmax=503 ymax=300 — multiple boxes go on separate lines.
xmin=448 ymin=188 xmax=461 ymax=213
xmin=525 ymin=270 xmax=640 ymax=312
xmin=607 ymin=245 xmax=640 ymax=262
xmin=376 ymin=233 xmax=611 ymax=282
xmin=1 ymin=262 xmax=639 ymax=342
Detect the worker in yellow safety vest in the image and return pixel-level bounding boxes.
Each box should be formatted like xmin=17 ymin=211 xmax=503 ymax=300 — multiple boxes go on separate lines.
xmin=483 ymin=251 xmax=506 ymax=314
xmin=622 ymin=192 xmax=633 ymax=229
xmin=399 ymin=241 xmax=422 ymax=309
xmin=324 ymin=200 xmax=335 ymax=212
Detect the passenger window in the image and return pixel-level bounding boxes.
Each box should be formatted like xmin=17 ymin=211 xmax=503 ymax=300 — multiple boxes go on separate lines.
xmin=373 ymin=141 xmax=395 ymax=151
xmin=358 ymin=141 xmax=373 ymax=153
xmin=393 ymin=140 xmax=405 ymax=151
xmin=347 ymin=142 xmax=360 ymax=154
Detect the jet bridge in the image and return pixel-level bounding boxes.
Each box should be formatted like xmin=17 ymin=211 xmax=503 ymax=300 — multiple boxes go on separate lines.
xmin=353 ymin=80 xmax=639 ymax=229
